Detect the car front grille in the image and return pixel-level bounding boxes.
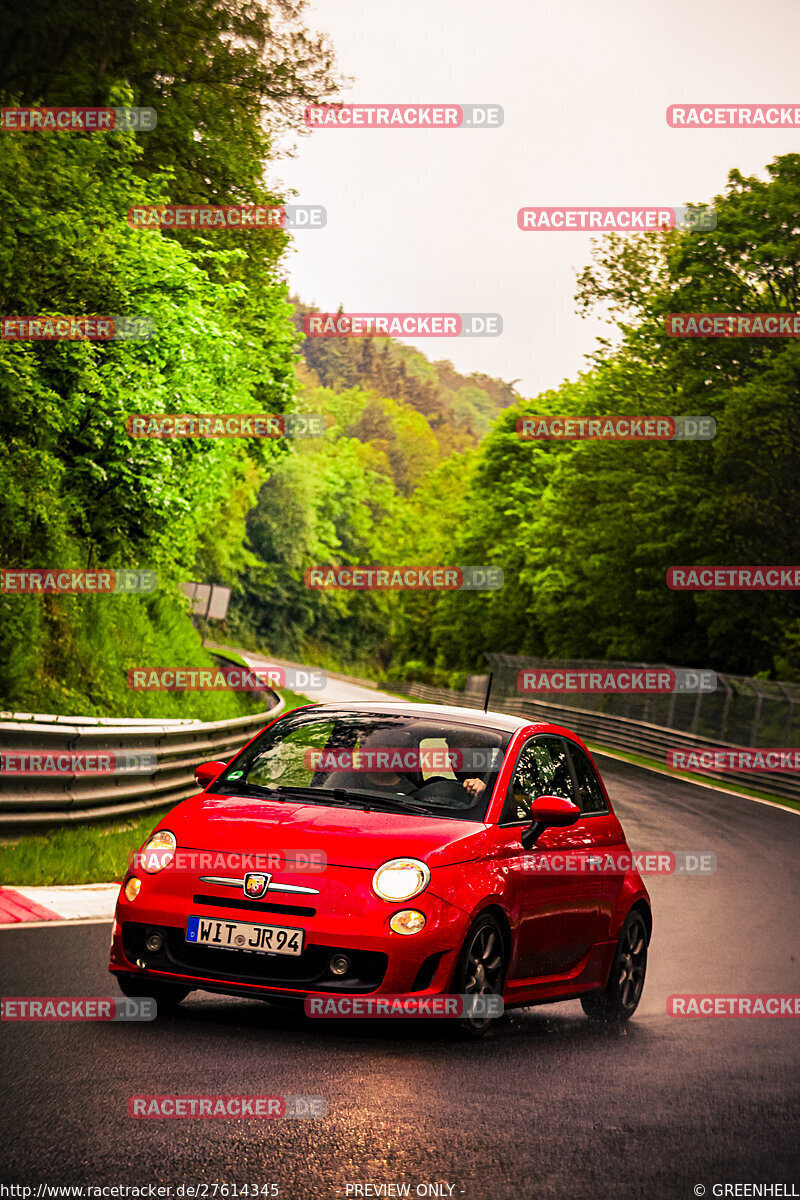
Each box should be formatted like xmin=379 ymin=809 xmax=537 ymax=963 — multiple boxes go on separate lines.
xmin=192 ymin=894 xmax=317 ymax=918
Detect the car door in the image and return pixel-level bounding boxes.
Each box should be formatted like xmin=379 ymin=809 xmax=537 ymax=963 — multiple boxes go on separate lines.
xmin=562 ymin=738 xmax=630 ymax=943
xmin=495 ymin=734 xmax=608 ymax=980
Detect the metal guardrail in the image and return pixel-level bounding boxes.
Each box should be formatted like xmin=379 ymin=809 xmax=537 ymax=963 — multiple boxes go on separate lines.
xmin=5 ymin=659 xmax=795 ymax=831
xmin=1 ymin=711 xmax=202 ymax=726
xmin=384 ymin=681 xmax=800 ymax=803
xmin=0 ymin=694 xmax=284 ymax=831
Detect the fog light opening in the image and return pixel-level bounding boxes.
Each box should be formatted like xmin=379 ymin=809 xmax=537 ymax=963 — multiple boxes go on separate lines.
xmin=145 ymin=931 xmax=163 ymax=953
xmin=329 ymin=954 xmax=351 ymax=977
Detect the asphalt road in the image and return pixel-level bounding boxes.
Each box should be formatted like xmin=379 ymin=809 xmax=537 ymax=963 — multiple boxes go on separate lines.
xmin=1 ymin=693 xmax=799 ymax=1198
xmin=235 ymin=648 xmax=403 ymax=706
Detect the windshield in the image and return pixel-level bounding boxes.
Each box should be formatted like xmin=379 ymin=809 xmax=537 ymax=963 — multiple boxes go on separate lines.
xmin=213 ymin=710 xmax=511 ymax=821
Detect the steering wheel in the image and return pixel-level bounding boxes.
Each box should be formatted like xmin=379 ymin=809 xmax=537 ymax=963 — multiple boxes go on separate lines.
xmin=415 ymin=778 xmax=470 ymax=807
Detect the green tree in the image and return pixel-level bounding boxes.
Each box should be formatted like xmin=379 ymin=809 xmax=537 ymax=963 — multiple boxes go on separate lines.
xmin=0 ymin=124 xmax=291 ymax=716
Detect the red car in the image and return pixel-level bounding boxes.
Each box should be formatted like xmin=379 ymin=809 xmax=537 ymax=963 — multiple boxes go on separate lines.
xmin=109 ymin=703 xmax=651 ymax=1035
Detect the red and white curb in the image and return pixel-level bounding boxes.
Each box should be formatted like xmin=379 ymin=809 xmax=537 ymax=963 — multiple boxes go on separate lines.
xmin=0 ymin=883 xmax=119 ymax=927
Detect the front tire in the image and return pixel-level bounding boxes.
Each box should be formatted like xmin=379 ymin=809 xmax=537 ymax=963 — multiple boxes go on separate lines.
xmin=451 ymin=913 xmax=507 ymax=1038
xmin=581 ymin=909 xmax=648 ymax=1022
xmin=116 ymin=972 xmax=191 ymax=1014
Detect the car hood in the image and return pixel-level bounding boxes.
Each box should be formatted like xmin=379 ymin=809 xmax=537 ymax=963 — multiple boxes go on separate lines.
xmin=162 ymin=791 xmax=488 ymax=870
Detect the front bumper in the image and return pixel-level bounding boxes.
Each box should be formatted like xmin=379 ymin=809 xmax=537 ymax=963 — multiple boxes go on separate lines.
xmin=108 ymin=862 xmax=471 ymax=999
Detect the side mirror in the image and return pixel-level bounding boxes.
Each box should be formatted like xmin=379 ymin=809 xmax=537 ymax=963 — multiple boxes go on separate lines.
xmin=521 ymin=794 xmax=581 ymax=849
xmin=194 ymin=760 xmax=228 ymax=789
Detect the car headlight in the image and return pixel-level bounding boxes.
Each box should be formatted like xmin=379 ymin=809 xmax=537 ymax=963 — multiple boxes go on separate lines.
xmin=372 ymin=858 xmax=430 ymax=902
xmin=138 ymin=830 xmax=177 ymax=874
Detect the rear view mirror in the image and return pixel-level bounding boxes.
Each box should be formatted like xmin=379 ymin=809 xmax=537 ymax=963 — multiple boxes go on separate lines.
xmin=194 ymin=760 xmax=228 ymax=789
xmin=521 ymin=794 xmax=581 ymax=849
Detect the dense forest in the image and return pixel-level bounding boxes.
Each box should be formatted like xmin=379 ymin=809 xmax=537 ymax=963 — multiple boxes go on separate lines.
xmin=0 ymin=0 xmax=335 ymax=717
xmin=1 ymin=0 xmax=799 ymax=719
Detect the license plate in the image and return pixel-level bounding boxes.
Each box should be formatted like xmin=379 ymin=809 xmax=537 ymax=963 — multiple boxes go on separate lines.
xmin=185 ymin=915 xmax=304 ymax=956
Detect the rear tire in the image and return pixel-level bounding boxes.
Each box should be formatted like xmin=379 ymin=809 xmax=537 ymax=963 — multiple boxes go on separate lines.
xmin=581 ymin=910 xmax=648 ymax=1022
xmin=116 ymin=972 xmax=191 ymax=1014
xmin=451 ymin=913 xmax=507 ymax=1039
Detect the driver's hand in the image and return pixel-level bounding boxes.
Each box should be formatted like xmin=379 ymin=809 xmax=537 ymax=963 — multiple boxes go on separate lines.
xmin=462 ymin=777 xmax=486 ymax=797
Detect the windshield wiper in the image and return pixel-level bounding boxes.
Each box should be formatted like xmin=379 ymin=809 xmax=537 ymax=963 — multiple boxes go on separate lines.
xmin=327 ymin=788 xmax=431 ymax=815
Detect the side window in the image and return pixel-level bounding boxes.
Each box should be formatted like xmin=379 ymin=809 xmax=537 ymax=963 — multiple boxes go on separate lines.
xmin=500 ymin=736 xmax=576 ymax=823
xmin=567 ymin=742 xmax=608 ymax=814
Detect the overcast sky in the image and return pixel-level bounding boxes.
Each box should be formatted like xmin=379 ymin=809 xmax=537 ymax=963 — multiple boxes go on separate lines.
xmin=275 ymin=0 xmax=800 ymax=398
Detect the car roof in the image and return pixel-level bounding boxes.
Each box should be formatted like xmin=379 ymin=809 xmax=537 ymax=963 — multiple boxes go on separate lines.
xmin=290 ymin=700 xmax=535 ymax=735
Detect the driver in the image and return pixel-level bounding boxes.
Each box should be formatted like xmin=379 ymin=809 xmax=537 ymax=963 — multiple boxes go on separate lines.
xmin=325 ymin=726 xmax=419 ymax=795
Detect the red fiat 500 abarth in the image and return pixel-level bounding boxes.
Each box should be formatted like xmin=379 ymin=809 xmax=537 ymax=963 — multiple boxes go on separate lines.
xmin=109 ymin=703 xmax=651 ymax=1033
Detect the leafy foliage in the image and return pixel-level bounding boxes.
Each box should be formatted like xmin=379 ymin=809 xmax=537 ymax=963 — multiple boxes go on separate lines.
xmin=0 ymin=0 xmax=340 ymax=717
